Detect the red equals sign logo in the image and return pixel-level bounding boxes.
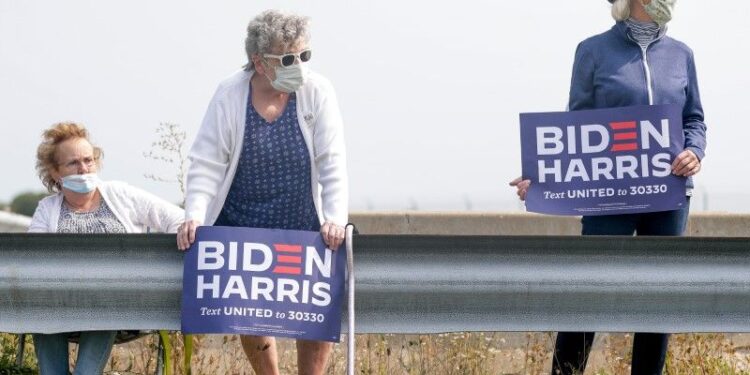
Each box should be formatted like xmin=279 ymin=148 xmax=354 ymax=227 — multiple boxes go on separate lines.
xmin=272 ymin=244 xmax=302 ymax=275
xmin=609 ymin=121 xmax=638 ymax=152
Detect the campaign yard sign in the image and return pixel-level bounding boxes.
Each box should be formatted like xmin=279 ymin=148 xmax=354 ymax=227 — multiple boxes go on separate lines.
xmin=520 ymin=104 xmax=687 ymax=216
xmin=181 ymin=226 xmax=347 ymax=342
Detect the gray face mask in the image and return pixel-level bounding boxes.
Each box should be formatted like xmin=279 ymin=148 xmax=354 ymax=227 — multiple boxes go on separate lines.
xmin=642 ymin=0 xmax=676 ymax=27
xmin=263 ymin=59 xmax=308 ymax=93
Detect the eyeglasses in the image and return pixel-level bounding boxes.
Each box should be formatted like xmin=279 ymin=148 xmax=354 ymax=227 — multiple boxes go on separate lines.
xmin=59 ymin=156 xmax=97 ymax=170
xmin=263 ymin=49 xmax=312 ymax=67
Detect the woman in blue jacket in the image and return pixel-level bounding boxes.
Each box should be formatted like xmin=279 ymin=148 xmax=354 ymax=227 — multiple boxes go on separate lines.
xmin=511 ymin=0 xmax=707 ymax=374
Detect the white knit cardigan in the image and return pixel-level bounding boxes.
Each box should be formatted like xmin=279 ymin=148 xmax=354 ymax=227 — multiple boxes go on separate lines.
xmin=184 ymin=69 xmax=349 ymax=226
xmin=28 ymin=181 xmax=184 ymax=233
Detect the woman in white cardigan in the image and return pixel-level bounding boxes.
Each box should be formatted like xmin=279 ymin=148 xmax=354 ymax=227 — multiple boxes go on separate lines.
xmin=176 ymin=9 xmax=348 ymax=375
xmin=30 ymin=122 xmax=183 ymax=374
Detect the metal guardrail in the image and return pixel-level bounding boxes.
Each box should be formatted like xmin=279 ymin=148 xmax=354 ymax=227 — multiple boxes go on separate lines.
xmin=0 ymin=234 xmax=181 ymax=334
xmin=1 ymin=233 xmax=749 ymax=334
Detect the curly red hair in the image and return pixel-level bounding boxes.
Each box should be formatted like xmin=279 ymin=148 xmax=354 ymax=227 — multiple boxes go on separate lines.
xmin=36 ymin=122 xmax=103 ymax=193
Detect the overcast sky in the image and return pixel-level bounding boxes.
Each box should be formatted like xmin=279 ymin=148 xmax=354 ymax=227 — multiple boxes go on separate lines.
xmin=1 ymin=1 xmax=748 ymax=212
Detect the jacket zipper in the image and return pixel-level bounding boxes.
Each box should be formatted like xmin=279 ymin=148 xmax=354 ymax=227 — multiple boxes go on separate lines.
xmin=639 ymin=45 xmax=654 ymax=105
xmin=626 ymin=28 xmax=663 ymax=106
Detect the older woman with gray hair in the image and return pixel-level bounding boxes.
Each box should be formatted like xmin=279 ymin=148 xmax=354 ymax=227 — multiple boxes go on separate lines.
xmin=511 ymin=0 xmax=706 ymax=374
xmin=177 ymin=9 xmax=348 ymax=375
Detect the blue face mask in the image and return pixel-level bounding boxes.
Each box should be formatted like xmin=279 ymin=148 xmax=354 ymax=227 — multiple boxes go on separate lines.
xmin=61 ymin=173 xmax=100 ymax=193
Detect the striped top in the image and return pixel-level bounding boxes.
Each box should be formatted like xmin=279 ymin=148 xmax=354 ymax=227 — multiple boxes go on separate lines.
xmin=625 ymin=18 xmax=661 ymax=50
xmin=57 ymin=199 xmax=126 ymax=234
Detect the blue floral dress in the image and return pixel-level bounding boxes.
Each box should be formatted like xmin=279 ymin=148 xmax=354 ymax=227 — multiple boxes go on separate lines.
xmin=214 ymin=85 xmax=320 ymax=231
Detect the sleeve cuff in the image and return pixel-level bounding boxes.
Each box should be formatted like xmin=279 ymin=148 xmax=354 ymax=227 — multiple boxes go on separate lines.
xmin=686 ymin=146 xmax=705 ymax=161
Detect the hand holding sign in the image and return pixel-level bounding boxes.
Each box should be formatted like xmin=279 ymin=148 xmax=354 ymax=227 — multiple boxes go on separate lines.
xmin=320 ymin=222 xmax=345 ymax=250
xmin=178 ymin=221 xmax=346 ymax=252
xmin=177 ymin=219 xmax=202 ymax=251
xmin=509 ymin=177 xmax=531 ymax=201
xmin=672 ymin=149 xmax=701 ymax=177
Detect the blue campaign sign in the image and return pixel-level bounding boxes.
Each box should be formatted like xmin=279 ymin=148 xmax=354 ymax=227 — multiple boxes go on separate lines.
xmin=520 ymin=104 xmax=687 ymax=216
xmin=181 ymin=226 xmax=347 ymax=342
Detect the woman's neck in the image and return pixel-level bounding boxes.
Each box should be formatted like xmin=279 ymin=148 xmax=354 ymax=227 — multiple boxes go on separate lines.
xmin=251 ymin=72 xmax=287 ymax=99
xmin=63 ymin=189 xmax=100 ymax=212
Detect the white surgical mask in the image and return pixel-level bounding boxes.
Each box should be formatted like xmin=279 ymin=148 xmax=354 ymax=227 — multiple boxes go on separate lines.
xmin=265 ymin=61 xmax=308 ymax=93
xmin=61 ymin=173 xmax=100 ymax=194
xmin=642 ymin=0 xmax=676 ymax=27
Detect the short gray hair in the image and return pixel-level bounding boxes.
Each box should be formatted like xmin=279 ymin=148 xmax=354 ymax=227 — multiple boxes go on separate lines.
xmin=243 ymin=10 xmax=311 ymax=71
xmin=611 ymin=0 xmax=631 ymax=21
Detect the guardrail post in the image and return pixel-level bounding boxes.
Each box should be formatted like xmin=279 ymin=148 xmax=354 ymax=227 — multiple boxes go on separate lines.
xmin=345 ymin=224 xmax=356 ymax=375
xmin=14 ymin=334 xmax=25 ymax=366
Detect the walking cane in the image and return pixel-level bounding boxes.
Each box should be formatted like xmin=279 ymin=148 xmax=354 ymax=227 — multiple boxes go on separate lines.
xmin=345 ymin=224 xmax=356 ymax=375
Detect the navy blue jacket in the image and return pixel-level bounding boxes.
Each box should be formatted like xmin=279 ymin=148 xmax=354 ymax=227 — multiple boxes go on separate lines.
xmin=569 ymin=21 xmax=707 ymax=189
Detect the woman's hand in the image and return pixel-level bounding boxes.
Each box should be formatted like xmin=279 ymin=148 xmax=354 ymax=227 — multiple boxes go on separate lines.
xmin=177 ymin=220 xmax=202 ymax=251
xmin=509 ymin=177 xmax=531 ymax=201
xmin=672 ymin=149 xmax=701 ymax=177
xmin=320 ymin=222 xmax=345 ymax=250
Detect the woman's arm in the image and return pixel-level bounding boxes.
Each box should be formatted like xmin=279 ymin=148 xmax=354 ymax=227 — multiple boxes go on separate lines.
xmin=27 ymin=197 xmax=52 ymax=233
xmin=184 ymin=88 xmax=234 ymax=224
xmin=568 ymin=42 xmax=596 ymax=111
xmin=671 ymin=50 xmax=707 ymax=177
xmin=125 ymin=184 xmax=184 ymax=233
xmin=313 ymin=78 xmax=349 ymax=228
xmin=682 ymin=50 xmax=707 ymax=161
xmin=312 ymin=78 xmax=349 ymax=250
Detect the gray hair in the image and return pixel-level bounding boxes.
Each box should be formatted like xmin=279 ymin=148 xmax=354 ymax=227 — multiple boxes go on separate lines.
xmin=243 ymin=10 xmax=311 ymax=71
xmin=611 ymin=0 xmax=632 ymax=21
